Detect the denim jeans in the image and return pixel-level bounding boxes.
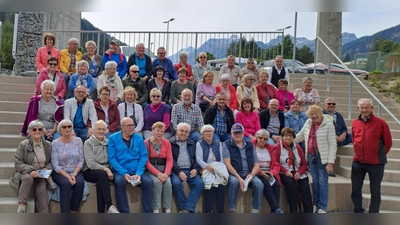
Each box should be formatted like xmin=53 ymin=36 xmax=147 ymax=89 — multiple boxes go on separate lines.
xmin=307 ymin=153 xmax=329 ymax=211
xmin=52 ymin=172 xmax=84 ymax=213
xmin=227 ymin=174 xmax=263 ymax=211
xmin=73 ymin=127 xmax=88 ymax=143
xmin=112 ymin=172 xmax=153 ymax=213
xmin=171 ymin=170 xmax=204 ymax=212
xmin=213 ymin=133 xmax=231 ymax=143
xmin=188 ymin=131 xmax=202 ymax=143
xmin=337 ymin=133 xmax=352 ymax=147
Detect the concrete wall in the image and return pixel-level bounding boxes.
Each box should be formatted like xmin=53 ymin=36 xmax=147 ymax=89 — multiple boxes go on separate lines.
xmin=316 ymin=12 xmax=342 ymax=64
xmin=43 ymin=12 xmax=81 ymax=50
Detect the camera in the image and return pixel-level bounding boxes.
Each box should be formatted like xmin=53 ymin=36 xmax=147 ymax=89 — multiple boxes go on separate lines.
xmin=311 ymin=151 xmax=318 ymax=164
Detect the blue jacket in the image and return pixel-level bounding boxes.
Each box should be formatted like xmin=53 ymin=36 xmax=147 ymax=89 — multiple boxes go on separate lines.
xmin=169 ymin=136 xmax=200 ymax=174
xmin=152 ymin=57 xmax=178 ymax=80
xmin=323 ymin=109 xmax=348 ymax=136
xmin=284 ymin=110 xmax=308 ymax=133
xmin=68 ymin=73 xmax=95 ymax=98
xmin=102 ymin=51 xmax=128 ymax=79
xmin=108 ymin=131 xmax=148 ymax=176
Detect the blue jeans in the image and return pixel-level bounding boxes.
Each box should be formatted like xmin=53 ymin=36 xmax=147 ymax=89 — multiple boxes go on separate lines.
xmin=52 ymin=172 xmax=84 ymax=213
xmin=105 ymin=131 xmax=115 ymax=139
xmin=227 ymin=174 xmax=263 ymax=211
xmin=188 ymin=131 xmax=202 ymax=143
xmin=337 ymin=133 xmax=352 ymax=147
xmin=73 ymin=127 xmax=88 ymax=143
xmin=113 ymin=172 xmax=153 ymax=213
xmin=307 ymin=153 xmax=329 ymax=211
xmin=213 ymin=133 xmax=231 ymax=143
xmin=171 ymin=170 xmax=204 ymax=212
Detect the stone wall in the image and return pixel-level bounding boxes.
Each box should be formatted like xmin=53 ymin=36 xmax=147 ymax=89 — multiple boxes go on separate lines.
xmin=15 ymin=12 xmax=44 ymax=76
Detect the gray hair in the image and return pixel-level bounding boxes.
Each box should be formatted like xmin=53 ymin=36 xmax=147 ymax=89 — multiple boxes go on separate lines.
xmin=302 ymin=77 xmax=313 ymax=83
xmin=177 ymin=123 xmax=190 ymax=131
xmin=179 ymin=51 xmax=188 ymax=59
xmin=136 ymin=43 xmax=144 ymax=48
xmin=68 ymin=38 xmax=79 ymax=44
xmin=227 ymin=55 xmax=235 ymax=60
xmin=120 ymin=117 xmax=133 ymax=126
xmin=325 ymin=97 xmax=336 ymax=103
xmin=220 ymin=73 xmax=230 ymax=81
xmin=198 ymin=52 xmax=207 ymax=57
xmin=76 ymin=60 xmax=89 ymax=70
xmin=85 ymin=40 xmax=97 ymax=49
xmin=275 ymin=55 xmax=283 ymax=60
xmin=200 ymin=124 xmax=214 ymax=134
xmin=180 ymin=88 xmax=193 ymax=101
xmin=57 ymin=119 xmax=73 ymax=133
xmin=216 ymin=92 xmax=227 ymax=98
xmin=41 ymin=80 xmax=55 ymax=91
xmin=358 ymin=98 xmax=373 ymax=107
xmin=255 ymin=129 xmax=270 ymax=139
xmin=129 ymin=65 xmax=139 ymax=71
xmin=105 ymin=61 xmax=117 ymax=70
xmin=27 ymin=120 xmax=44 ymax=133
xmin=94 ymin=120 xmax=107 ymax=130
xmin=157 ymin=47 xmax=166 ymax=53
xmin=247 ymin=58 xmax=254 ymax=63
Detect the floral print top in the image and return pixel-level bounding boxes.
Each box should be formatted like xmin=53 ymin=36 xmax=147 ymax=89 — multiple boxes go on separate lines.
xmin=293 ymin=88 xmax=320 ymax=111
xmin=51 ymin=137 xmax=84 ymax=174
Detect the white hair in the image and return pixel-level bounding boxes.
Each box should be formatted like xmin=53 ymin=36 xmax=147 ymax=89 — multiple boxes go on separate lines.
xmin=200 ymin=125 xmax=214 ymax=134
xmin=68 ymin=38 xmax=79 ymax=44
xmin=85 ymin=40 xmax=97 ymax=49
xmin=76 ymin=60 xmax=89 ymax=70
xmin=177 ymin=123 xmax=190 ymax=131
xmin=358 ymin=98 xmax=373 ymax=107
xmin=179 ymin=51 xmax=188 ymax=59
xmin=57 ymin=119 xmax=73 ymax=133
xmin=105 ymin=61 xmax=117 ymax=70
xmin=27 ymin=120 xmax=44 ymax=133
xmin=129 ymin=65 xmax=139 ymax=70
xmin=255 ymin=129 xmax=270 ymax=138
xmin=41 ymin=80 xmax=55 ymax=91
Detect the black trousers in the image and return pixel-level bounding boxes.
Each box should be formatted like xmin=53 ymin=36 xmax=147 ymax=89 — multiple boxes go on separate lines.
xmin=204 ymin=185 xmax=225 ymax=212
xmin=83 ymin=169 xmax=113 ymax=213
xmin=280 ymin=174 xmax=313 ymax=213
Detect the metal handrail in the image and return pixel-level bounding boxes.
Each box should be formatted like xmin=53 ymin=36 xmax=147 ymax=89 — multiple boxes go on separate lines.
xmin=316 ymin=36 xmax=400 ymax=124
xmin=43 ymin=30 xmax=283 ymax=34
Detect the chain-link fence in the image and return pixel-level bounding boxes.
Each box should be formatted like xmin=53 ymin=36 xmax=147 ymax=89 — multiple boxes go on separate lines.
xmin=353 ymin=51 xmax=400 ymax=72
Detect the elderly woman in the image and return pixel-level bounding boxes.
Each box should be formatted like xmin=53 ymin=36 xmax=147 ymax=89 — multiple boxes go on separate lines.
xmin=117 ymin=86 xmax=144 ymax=136
xmin=83 ymin=120 xmax=119 ymax=213
xmin=147 ymin=66 xmax=172 ymax=106
xmin=21 ymin=80 xmax=63 ymax=141
xmin=276 ymin=78 xmax=295 ymax=112
xmin=294 ymin=77 xmax=320 ymax=112
xmin=294 ymin=105 xmax=337 ymax=213
xmin=122 ymin=65 xmax=149 ymax=108
xmin=94 ymin=86 xmax=121 ymax=138
xmin=216 ymin=73 xmax=238 ymax=112
xmin=195 ymin=125 xmax=228 ymax=213
xmin=255 ymin=70 xmax=276 ymax=110
xmin=51 ymin=119 xmax=85 ymax=213
xmin=241 ymin=58 xmax=260 ymax=85
xmin=82 ymin=40 xmax=103 ymax=100
xmin=144 ymin=122 xmax=173 ymax=213
xmin=35 ymin=33 xmax=60 ymax=73
xmin=251 ymin=129 xmax=283 ymax=213
xmin=195 ymin=71 xmax=216 ymax=112
xmin=68 ymin=60 xmax=95 ymax=98
xmin=274 ymin=128 xmax=313 ymax=213
xmin=235 ymin=97 xmax=261 ymax=141
xmin=193 ymin=52 xmax=212 ymax=84
xmin=237 ymin=74 xmax=260 ymax=113
xmin=10 ymin=120 xmax=52 ymax=213
xmin=143 ymin=88 xmax=171 ymax=139
xmin=174 ymin=51 xmax=195 ymax=86
xmin=35 ymin=57 xmax=66 ymax=100
xmin=97 ymin=61 xmax=124 ymax=104
xmin=170 ymin=67 xmax=194 ymax=104
xmin=284 ymin=100 xmax=308 ymax=151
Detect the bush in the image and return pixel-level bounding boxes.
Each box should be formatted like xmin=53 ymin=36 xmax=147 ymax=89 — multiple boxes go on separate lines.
xmin=0 ymin=20 xmax=14 ymax=70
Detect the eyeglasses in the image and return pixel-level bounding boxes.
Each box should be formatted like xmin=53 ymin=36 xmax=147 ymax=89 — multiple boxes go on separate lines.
xmin=61 ymin=125 xmax=72 ymax=129
xmin=247 ymin=62 xmax=254 ymax=64
xmin=257 ymin=137 xmax=268 ymax=141
xmin=178 ymin=129 xmax=189 ymax=133
xmin=158 ymin=52 xmax=166 ymax=55
xmin=152 ymin=95 xmax=161 ymax=98
xmin=75 ymin=91 xmax=86 ymax=94
xmin=199 ymin=56 xmax=207 ymax=59
xmin=326 ymin=103 xmax=336 ymax=106
xmin=49 ymin=63 xmax=58 ymax=66
xmin=32 ymin=128 xmax=43 ymax=132
xmin=124 ymin=124 xmax=135 ymax=127
xmin=248 ymin=79 xmax=255 ymax=81
xmin=131 ymin=71 xmax=139 ymax=73
xmin=101 ymin=93 xmax=110 ymax=96
xmin=283 ymin=135 xmax=294 ymax=138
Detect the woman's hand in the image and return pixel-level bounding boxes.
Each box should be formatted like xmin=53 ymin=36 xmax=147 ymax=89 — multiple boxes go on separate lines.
xmin=285 ymin=171 xmax=293 ymax=178
xmin=30 ymin=170 xmax=39 ymax=178
xmin=294 ymin=172 xmax=301 ymax=180
xmin=205 ymin=165 xmax=214 ymax=174
xmin=104 ymin=168 xmax=113 ymax=180
xmin=68 ymin=174 xmax=76 ymax=185
xmin=326 ymin=163 xmax=334 ymax=174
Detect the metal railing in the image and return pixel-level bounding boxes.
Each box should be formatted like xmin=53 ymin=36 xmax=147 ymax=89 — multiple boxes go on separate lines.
xmin=42 ymin=30 xmax=284 ymax=66
xmin=316 ymin=36 xmax=400 ymax=124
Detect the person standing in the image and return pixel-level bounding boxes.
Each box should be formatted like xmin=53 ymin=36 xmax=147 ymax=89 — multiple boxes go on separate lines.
xmin=219 ymin=55 xmax=243 ymax=88
xmin=267 ymin=55 xmax=289 ymax=89
xmin=152 ymin=47 xmax=178 ymax=81
xmin=127 ymin=43 xmax=153 ymax=81
xmin=351 ymin=98 xmax=392 ymax=213
xmin=102 ymin=39 xmax=127 ymax=79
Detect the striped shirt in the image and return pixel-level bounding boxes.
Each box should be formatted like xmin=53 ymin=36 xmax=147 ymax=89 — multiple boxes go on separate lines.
xmin=213 ymin=107 xmax=227 ymax=135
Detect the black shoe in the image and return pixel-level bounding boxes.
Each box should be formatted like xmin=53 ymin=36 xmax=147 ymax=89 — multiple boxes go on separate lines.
xmin=179 ymin=209 xmax=190 ymax=213
xmin=329 ymin=173 xmax=336 ymax=177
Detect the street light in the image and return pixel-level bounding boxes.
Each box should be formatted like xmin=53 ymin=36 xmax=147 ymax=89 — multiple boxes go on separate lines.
xmin=276 ymin=26 xmax=291 ymax=57
xmin=163 ymin=18 xmax=175 ymax=55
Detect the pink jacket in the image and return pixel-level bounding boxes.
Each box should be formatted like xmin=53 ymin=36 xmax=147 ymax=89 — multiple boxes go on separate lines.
xmin=35 ymin=47 xmax=60 ymax=72
xmin=235 ymin=111 xmax=261 ymax=137
xmin=276 ymin=89 xmax=295 ymax=111
xmin=35 ymin=68 xmax=66 ymax=99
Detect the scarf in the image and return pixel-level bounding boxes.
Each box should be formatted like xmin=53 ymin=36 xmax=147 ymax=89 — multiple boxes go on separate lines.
xmin=106 ymin=75 xmax=117 ymax=89
xmin=282 ymin=141 xmax=295 ymax=167
xmin=244 ymin=86 xmax=252 ymax=97
xmin=76 ymin=73 xmax=88 ymax=88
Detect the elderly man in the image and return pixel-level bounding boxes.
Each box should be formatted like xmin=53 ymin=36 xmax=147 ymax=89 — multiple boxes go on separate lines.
xmin=108 ymin=117 xmax=152 ymax=213
xmin=127 ymin=43 xmax=153 ymax=81
xmin=241 ymin=58 xmax=260 ymax=85
xmin=204 ymin=92 xmax=234 ymax=143
xmin=223 ymin=123 xmax=263 ymax=213
xmin=323 ymin=98 xmax=352 ymax=147
xmin=122 ymin=65 xmax=149 ymax=109
xmin=351 ymin=98 xmax=392 ymax=213
xmin=219 ymin=55 xmax=243 ymax=88
xmin=259 ymin=99 xmax=285 ymax=146
xmin=169 ymin=123 xmax=204 ymax=213
xmin=102 ymin=39 xmax=127 ymax=79
xmin=152 ymin=47 xmax=177 ymax=81
xmin=171 ymin=88 xmax=204 ymax=143
xmin=64 ymin=85 xmax=97 ymax=142
xmin=60 ymin=38 xmax=82 ymax=89
xmin=267 ymin=55 xmax=289 ymax=88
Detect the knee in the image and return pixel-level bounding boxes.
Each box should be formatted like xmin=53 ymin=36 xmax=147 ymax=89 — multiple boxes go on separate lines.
xmin=252 ymin=178 xmax=264 ymax=190
xmin=228 ymin=176 xmax=239 ymax=187
xmin=113 ymin=175 xmax=126 ymax=187
xmin=20 ymin=174 xmax=34 ymax=185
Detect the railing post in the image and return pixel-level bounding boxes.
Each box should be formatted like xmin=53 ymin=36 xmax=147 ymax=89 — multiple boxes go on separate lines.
xmin=327 ymin=52 xmax=331 ymax=91
xmin=194 ymin=33 xmax=198 ymax=61
xmin=96 ymin=31 xmax=100 ymax=55
xmin=313 ymin=38 xmax=317 ymax=74
xmin=348 ymin=75 xmax=353 ymax=119
xmin=147 ymin=32 xmax=151 ymax=55
xmin=238 ymin=33 xmax=243 ymax=65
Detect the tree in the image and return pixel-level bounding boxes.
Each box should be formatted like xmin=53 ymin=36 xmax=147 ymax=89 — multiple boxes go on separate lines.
xmin=0 ymin=20 xmax=15 ymax=70
xmin=196 ymin=52 xmax=216 ymax=63
xmin=296 ymin=45 xmax=314 ymax=64
xmin=343 ymin=52 xmax=351 ymax=62
xmin=225 ymin=37 xmax=262 ymax=59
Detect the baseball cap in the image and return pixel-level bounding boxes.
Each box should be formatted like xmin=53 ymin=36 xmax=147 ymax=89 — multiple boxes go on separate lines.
xmin=231 ymin=123 xmax=244 ymax=133
xmin=110 ymin=39 xmax=120 ymax=46
xmin=220 ymin=73 xmax=230 ymax=80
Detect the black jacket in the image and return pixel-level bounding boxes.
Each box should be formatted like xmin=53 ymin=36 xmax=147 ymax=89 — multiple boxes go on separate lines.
xmin=204 ymin=104 xmax=234 ymax=132
xmin=259 ymin=109 xmax=285 ymax=136
xmin=127 ymin=53 xmax=153 ymax=79
xmin=147 ymin=78 xmax=172 ymax=103
xmin=169 ymin=136 xmax=200 ymax=174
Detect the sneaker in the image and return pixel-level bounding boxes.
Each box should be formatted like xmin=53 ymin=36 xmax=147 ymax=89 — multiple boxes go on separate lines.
xmin=17 ymin=205 xmax=26 ymax=213
xmin=107 ymin=205 xmax=120 ymax=213
xmin=165 ymin=208 xmax=171 ymax=213
xmin=313 ymin=205 xmax=318 ymax=213
xmin=328 ymin=173 xmax=336 ymax=177
xmin=153 ymin=209 xmax=160 ymax=213
xmin=179 ymin=209 xmax=190 ymax=213
xmin=318 ymin=209 xmax=327 ymax=213
xmin=273 ymin=208 xmax=284 ymax=213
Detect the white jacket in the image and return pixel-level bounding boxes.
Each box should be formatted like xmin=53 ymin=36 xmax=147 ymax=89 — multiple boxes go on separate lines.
xmin=201 ymin=162 xmax=229 ymax=190
xmin=97 ymin=73 xmax=124 ymax=99
xmin=295 ymin=114 xmax=337 ymax=164
xmin=64 ymin=98 xmax=97 ymax=129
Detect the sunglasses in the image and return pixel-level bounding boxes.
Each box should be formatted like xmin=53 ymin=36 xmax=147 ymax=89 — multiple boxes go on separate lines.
xmin=257 ymin=137 xmax=268 ymax=141
xmin=131 ymin=71 xmax=139 ymax=73
xmin=200 ymin=56 xmax=207 ymax=59
xmin=61 ymin=125 xmax=72 ymax=129
xmin=152 ymin=95 xmax=161 ymax=98
xmin=49 ymin=63 xmax=58 ymax=66
xmin=247 ymin=62 xmax=254 ymax=64
xmin=32 ymin=128 xmax=43 ymax=132
xmin=326 ymin=103 xmax=336 ymax=106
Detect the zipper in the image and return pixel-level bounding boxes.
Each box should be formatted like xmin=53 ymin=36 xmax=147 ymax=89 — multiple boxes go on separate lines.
xmin=362 ymin=121 xmax=366 ymax=163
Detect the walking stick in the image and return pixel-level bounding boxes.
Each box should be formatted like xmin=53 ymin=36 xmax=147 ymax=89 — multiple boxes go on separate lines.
xmin=286 ymin=157 xmax=303 ymax=212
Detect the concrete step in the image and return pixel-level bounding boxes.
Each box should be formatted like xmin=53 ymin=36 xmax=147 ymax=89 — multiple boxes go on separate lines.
xmin=0 ymin=122 xmax=23 ymax=135
xmin=0 ymin=197 xmax=35 ymax=213
xmin=337 ymin=166 xmax=400 ymax=183
xmin=344 ymin=119 xmax=400 ymax=130
xmin=0 ymin=179 xmax=16 ymax=197
xmin=0 ymin=92 xmax=33 ymax=102
xmin=0 ymin=134 xmax=26 ymax=148
xmin=337 ymin=146 xmax=400 ymax=159
xmin=290 ymin=84 xmax=369 ymax=93
xmin=363 ymin=180 xmax=400 ymax=197
xmin=336 ymin=155 xmax=400 ymax=171
xmin=362 ymin=194 xmax=400 ymax=212
xmin=0 ymin=83 xmax=35 ymax=94
xmin=0 ymin=111 xmax=26 ymax=123
xmin=0 ymin=75 xmax=36 ymax=85
xmin=0 ymin=148 xmax=15 ymax=163
xmin=0 ymin=101 xmax=29 ymax=112
xmin=0 ymin=162 xmax=14 ymax=179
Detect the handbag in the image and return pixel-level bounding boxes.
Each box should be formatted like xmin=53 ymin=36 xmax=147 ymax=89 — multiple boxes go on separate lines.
xmin=45 ymin=176 xmax=57 ymax=190
xmin=146 ymin=139 xmax=166 ymax=173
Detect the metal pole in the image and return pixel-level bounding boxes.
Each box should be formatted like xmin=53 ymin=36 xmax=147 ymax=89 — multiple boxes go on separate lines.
xmin=281 ymin=30 xmax=284 ymax=57
xmin=313 ymin=38 xmax=317 ymax=74
xmin=147 ymin=32 xmax=151 ymax=55
xmin=292 ymin=12 xmax=297 ymax=75
xmin=348 ymin=70 xmax=353 ymax=119
xmin=96 ymin=31 xmax=100 ymax=55
xmin=238 ymin=33 xmax=243 ymax=65
xmin=194 ymin=33 xmax=198 ymax=61
xmin=166 ymin=22 xmax=170 ymax=55
xmin=327 ymin=53 xmax=331 ymax=91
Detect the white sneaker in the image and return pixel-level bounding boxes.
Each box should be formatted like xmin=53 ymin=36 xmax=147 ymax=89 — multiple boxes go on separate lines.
xmin=313 ymin=205 xmax=318 ymax=213
xmin=17 ymin=205 xmax=26 ymax=213
xmin=153 ymin=209 xmax=159 ymax=213
xmin=107 ymin=205 xmax=120 ymax=213
xmin=318 ymin=209 xmax=327 ymax=213
xmin=165 ymin=208 xmax=171 ymax=213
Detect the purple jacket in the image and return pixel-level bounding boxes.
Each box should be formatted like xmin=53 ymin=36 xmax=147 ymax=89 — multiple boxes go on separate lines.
xmin=21 ymin=96 xmax=64 ymax=136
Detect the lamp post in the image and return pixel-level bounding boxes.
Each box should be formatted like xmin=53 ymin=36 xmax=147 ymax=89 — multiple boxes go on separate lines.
xmin=277 ymin=26 xmax=291 ymax=57
xmin=163 ymin=18 xmax=175 ymax=55
xmin=150 ymin=42 xmax=154 ymax=56
xmin=292 ymin=12 xmax=298 ymax=74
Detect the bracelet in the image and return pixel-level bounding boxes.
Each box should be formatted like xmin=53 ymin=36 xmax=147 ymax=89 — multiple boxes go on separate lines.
xmin=70 ymin=173 xmax=77 ymax=177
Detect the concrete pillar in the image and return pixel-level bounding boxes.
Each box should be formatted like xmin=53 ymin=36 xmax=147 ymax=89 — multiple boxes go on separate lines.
xmin=315 ymin=12 xmax=342 ymax=63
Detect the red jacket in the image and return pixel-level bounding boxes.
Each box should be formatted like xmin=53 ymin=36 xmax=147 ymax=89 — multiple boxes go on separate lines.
xmin=251 ymin=140 xmax=281 ymax=186
xmin=352 ymin=113 xmax=392 ymax=164
xmin=273 ymin=142 xmax=308 ymax=177
xmin=94 ymin=99 xmax=120 ymax=132
xmin=216 ymin=84 xmax=238 ymax=110
xmin=35 ymin=68 xmax=66 ymax=99
xmin=174 ymin=62 xmax=193 ymax=80
xmin=255 ymin=83 xmax=276 ymax=110
xmin=144 ymin=138 xmax=173 ymax=176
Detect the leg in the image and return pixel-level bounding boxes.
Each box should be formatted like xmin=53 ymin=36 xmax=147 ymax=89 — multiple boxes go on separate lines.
xmin=188 ymin=131 xmax=202 ymax=143
xmin=351 ymin=161 xmax=367 ymax=213
xmin=243 ymin=136 xmax=251 ymax=142
xmin=184 ymin=174 xmax=204 ymax=212
xmin=52 ymin=132 xmax=61 ymax=141
xmin=248 ymin=176 xmax=264 ymax=210
xmin=143 ymin=130 xmax=153 ymax=140
xmin=317 ymin=161 xmax=329 ymax=211
xmin=366 ymin=163 xmax=385 ymax=213
xmin=112 ymin=172 xmax=130 ymax=213
xmin=212 ymin=133 xmax=221 ymax=143
xmin=34 ymin=178 xmax=49 ymax=213
xmin=146 ymin=171 xmax=162 ymax=211
xmin=139 ymin=172 xmax=153 ymax=213
xmin=162 ymin=176 xmax=172 ymax=210
xmin=18 ymin=174 xmax=34 ymax=204
xmin=162 ymin=132 xmax=172 ymax=140
xmin=83 ymin=169 xmax=112 ymax=213
xmin=70 ymin=172 xmax=84 ymax=212
xmin=259 ymin=176 xmax=280 ymax=212
xmin=52 ymin=172 xmax=72 ymax=213
xmin=280 ymin=174 xmax=298 ymax=213
xmin=204 ymin=188 xmax=214 ymax=212
xmin=307 ymin=154 xmax=319 ymax=207
xmin=221 ymin=133 xmax=232 ymax=142
xmin=215 ymin=184 xmax=225 ymax=212
xmin=298 ymin=177 xmax=313 ymax=213
xmin=267 ymin=138 xmax=275 ymax=146
xmin=227 ymin=175 xmax=240 ymax=211
xmin=171 ymin=171 xmax=187 ymax=211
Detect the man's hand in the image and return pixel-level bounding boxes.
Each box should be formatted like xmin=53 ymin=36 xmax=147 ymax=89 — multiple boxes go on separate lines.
xmin=189 ymin=169 xmax=197 ymax=178
xmin=179 ymin=171 xmax=187 ymax=182
xmin=205 ymin=165 xmax=214 ymax=174
xmin=238 ymin=176 xmax=245 ymax=192
xmin=124 ymin=174 xmax=133 ymax=183
xmin=87 ymin=128 xmax=94 ymax=137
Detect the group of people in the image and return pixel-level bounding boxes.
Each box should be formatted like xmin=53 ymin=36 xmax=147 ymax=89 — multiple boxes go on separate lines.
xmin=11 ymin=33 xmax=393 ymax=214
